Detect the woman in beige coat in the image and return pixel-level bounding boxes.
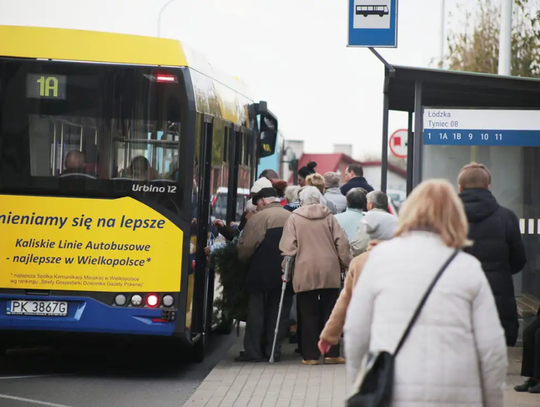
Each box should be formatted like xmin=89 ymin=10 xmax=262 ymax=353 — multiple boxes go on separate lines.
xmin=279 ymin=186 xmax=351 ymax=365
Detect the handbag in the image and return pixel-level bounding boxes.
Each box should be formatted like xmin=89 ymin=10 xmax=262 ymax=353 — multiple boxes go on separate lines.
xmin=346 ymin=249 xmax=459 ymax=407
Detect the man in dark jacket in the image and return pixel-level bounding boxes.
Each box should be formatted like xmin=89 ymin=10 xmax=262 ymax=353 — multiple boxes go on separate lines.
xmin=236 ymin=187 xmax=292 ymax=362
xmin=340 ymin=164 xmax=374 ymax=196
xmin=458 ymin=162 xmax=527 ymax=346
xmin=515 ymin=306 xmax=540 ymax=393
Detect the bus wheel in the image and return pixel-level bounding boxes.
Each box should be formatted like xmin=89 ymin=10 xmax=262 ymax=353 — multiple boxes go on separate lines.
xmin=190 ymin=333 xmax=206 ymax=363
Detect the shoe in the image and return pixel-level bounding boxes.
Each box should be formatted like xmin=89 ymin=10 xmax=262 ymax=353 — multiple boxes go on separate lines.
xmin=515 ymin=378 xmax=538 ymax=392
xmin=289 ymin=332 xmax=298 ymax=344
xmin=302 ymin=359 xmax=319 ymax=365
xmin=324 ymin=356 xmax=345 ymax=365
xmin=529 ymin=382 xmax=540 ymax=394
xmin=234 ymin=354 xmax=266 ymax=363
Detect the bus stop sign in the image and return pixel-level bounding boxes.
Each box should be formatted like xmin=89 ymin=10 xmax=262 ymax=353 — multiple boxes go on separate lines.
xmin=389 ymin=129 xmax=407 ymax=158
xmin=347 ymin=0 xmax=398 ymax=47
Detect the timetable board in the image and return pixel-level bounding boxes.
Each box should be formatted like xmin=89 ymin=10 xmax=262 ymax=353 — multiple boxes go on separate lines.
xmin=423 ymin=108 xmax=540 ymax=147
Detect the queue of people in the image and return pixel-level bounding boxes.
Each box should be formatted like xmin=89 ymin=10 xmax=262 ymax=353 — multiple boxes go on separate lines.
xmin=206 ymin=161 xmax=540 ymax=403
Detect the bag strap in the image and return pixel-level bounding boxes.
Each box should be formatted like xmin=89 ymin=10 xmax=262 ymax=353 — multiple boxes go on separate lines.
xmin=394 ymin=249 xmax=459 ymax=356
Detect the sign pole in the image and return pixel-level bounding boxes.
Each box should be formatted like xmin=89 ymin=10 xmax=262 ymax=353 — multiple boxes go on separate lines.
xmin=348 ymin=0 xmax=399 ymax=193
xmin=439 ymin=0 xmax=445 ymax=68
xmin=381 ymin=92 xmax=390 ymax=193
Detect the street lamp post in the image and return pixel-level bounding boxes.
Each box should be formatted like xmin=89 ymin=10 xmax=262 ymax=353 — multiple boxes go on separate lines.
xmin=498 ymin=0 xmax=512 ymax=75
xmin=439 ymin=0 xmax=445 ymax=68
xmin=280 ymin=147 xmax=298 ymax=185
xmin=157 ymin=0 xmax=177 ymax=38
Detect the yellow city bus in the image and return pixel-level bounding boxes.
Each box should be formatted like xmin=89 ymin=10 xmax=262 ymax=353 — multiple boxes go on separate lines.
xmin=0 ymin=25 xmax=278 ymax=361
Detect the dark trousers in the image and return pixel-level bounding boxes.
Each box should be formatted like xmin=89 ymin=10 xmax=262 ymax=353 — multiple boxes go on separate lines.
xmin=521 ymin=315 xmax=540 ymax=379
xmin=244 ymin=289 xmax=293 ymax=360
xmin=297 ymin=288 xmax=340 ymax=361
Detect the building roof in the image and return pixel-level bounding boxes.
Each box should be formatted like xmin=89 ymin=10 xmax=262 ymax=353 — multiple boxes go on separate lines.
xmin=292 ymin=153 xmax=406 ymax=183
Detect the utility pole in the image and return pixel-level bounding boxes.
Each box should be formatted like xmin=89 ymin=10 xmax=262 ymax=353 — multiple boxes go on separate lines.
xmin=439 ymin=0 xmax=445 ymax=68
xmin=498 ymin=0 xmax=512 ymax=75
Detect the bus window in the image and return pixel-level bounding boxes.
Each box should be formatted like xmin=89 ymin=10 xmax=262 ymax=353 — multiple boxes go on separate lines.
xmin=0 ymin=60 xmax=186 ymax=212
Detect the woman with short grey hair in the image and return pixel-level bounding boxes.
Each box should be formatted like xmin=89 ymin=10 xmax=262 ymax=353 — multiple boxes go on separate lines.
xmin=284 ymin=185 xmax=301 ymax=212
xmin=324 ymin=172 xmax=347 ymax=213
xmin=280 ymin=186 xmax=351 ymax=365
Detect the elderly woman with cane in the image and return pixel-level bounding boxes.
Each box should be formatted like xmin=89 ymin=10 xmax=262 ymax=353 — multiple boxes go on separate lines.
xmin=280 ymin=186 xmax=351 ymax=365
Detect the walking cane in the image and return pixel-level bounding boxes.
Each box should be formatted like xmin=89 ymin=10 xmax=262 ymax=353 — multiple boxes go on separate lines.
xmin=269 ymin=255 xmax=294 ymax=363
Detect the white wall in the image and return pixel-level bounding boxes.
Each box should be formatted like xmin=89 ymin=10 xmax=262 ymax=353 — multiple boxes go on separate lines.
xmin=334 ymin=144 xmax=353 ymax=156
xmin=363 ymin=166 xmax=406 ymax=192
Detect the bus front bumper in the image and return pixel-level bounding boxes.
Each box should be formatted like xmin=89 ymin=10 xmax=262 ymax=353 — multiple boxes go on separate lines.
xmin=0 ymin=294 xmax=177 ymax=336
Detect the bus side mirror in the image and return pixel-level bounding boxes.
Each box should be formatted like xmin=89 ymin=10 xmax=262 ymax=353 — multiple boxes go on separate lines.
xmin=258 ymin=114 xmax=277 ymax=158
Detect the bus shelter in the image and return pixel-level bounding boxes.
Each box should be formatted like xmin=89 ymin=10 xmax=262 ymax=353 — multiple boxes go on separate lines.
xmin=380 ymin=65 xmax=540 ymax=312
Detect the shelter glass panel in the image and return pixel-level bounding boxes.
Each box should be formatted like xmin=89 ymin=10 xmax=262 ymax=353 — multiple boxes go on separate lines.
xmin=422 ymin=144 xmax=540 ymax=301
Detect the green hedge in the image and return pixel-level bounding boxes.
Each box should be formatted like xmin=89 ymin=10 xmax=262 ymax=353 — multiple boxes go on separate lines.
xmin=209 ymin=237 xmax=250 ymax=325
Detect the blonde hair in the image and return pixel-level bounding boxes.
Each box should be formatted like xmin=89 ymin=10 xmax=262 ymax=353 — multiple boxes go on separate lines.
xmin=306 ymin=173 xmax=325 ymax=194
xmin=395 ymin=179 xmax=471 ymax=248
xmin=458 ymin=162 xmax=491 ymax=189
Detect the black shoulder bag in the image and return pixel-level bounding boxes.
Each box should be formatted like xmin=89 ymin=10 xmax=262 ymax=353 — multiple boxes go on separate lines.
xmin=346 ymin=249 xmax=459 ymax=407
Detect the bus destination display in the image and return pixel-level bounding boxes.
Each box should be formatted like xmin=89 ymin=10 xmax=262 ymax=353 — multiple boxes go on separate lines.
xmin=423 ymin=108 xmax=540 ymax=147
xmin=26 ymin=74 xmax=67 ymax=100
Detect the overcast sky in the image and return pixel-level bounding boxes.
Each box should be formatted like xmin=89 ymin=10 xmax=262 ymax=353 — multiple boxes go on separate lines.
xmin=1 ymin=0 xmax=483 ymax=159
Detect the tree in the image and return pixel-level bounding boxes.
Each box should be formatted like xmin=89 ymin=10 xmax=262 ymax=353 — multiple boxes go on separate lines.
xmin=445 ymin=0 xmax=540 ymax=77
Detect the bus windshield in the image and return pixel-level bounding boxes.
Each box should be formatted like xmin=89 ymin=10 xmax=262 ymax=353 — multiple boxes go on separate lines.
xmin=0 ymin=60 xmax=187 ymax=213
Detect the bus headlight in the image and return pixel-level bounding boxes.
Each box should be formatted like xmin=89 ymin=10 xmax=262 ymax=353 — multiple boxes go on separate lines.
xmin=131 ymin=295 xmax=143 ymax=306
xmin=114 ymin=294 xmax=127 ymax=306
xmin=162 ymin=295 xmax=174 ymax=307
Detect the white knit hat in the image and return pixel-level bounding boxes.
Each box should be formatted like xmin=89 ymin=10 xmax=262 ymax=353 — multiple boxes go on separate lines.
xmin=362 ymin=210 xmax=399 ymax=241
xmin=251 ymin=177 xmax=272 ymax=194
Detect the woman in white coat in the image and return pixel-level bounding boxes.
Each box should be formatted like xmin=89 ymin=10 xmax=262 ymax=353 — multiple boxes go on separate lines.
xmin=344 ymin=179 xmax=508 ymax=407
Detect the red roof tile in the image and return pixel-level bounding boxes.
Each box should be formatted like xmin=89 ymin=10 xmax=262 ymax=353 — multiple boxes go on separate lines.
xmin=296 ymin=153 xmax=360 ymax=175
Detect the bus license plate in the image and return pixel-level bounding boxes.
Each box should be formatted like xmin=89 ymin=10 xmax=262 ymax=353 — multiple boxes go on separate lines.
xmin=6 ymin=300 xmax=68 ymax=316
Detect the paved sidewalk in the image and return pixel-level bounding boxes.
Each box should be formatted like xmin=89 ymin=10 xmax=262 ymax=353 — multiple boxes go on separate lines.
xmin=183 ymin=338 xmax=540 ymax=407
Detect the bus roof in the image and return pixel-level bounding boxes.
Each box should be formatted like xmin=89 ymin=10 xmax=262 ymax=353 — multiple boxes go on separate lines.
xmin=0 ymin=25 xmax=251 ymax=100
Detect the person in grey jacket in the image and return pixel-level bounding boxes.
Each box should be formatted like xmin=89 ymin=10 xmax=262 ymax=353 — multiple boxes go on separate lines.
xmin=324 ymin=172 xmax=347 ymax=213
xmin=350 ymin=191 xmax=397 ymax=257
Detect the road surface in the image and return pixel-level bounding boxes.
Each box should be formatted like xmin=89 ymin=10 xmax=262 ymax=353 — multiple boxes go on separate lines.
xmin=0 ymin=332 xmax=238 ymax=407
